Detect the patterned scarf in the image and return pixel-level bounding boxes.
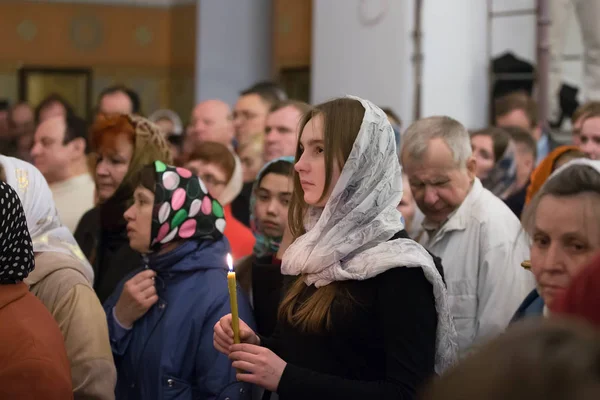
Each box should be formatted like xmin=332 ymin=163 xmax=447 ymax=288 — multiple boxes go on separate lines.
xmin=481 ymin=142 xmax=517 ymax=199
xmin=250 ymin=156 xmax=295 ymax=258
xmin=0 ymin=181 xmax=35 ymax=284
xmin=150 ymin=161 xmax=225 ymax=250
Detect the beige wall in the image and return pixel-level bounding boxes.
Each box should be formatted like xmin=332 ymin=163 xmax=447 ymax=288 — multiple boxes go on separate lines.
xmin=0 ymin=0 xmax=195 ymax=120
xmin=272 ymin=0 xmax=312 ymax=71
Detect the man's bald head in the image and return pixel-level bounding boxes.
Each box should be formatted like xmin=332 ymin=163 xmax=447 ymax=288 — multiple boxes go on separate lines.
xmin=188 ymin=100 xmax=234 ymax=147
xmin=195 ymin=99 xmax=230 ymax=116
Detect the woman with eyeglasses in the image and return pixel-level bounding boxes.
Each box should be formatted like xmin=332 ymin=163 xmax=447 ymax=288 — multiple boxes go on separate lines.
xmin=185 ymin=141 xmax=255 ymax=261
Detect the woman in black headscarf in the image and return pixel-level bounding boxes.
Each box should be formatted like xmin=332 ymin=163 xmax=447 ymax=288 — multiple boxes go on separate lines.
xmin=0 ymin=181 xmax=73 ymax=399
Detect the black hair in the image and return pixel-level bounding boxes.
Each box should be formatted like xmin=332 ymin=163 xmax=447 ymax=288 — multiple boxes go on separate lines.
xmin=136 ymin=164 xmax=157 ymax=194
xmin=168 ymin=135 xmax=183 ymax=147
xmin=64 ymin=114 xmax=90 ymax=154
xmin=258 ymin=160 xmax=293 ymax=186
xmin=240 ymin=81 xmax=287 ymax=106
xmin=0 ymin=99 xmax=9 ymax=111
xmin=34 ymin=93 xmax=75 ymax=123
xmin=98 ymin=85 xmax=141 ymax=114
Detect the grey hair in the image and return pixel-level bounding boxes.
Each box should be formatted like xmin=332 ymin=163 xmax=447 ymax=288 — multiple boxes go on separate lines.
xmin=521 ymin=164 xmax=600 ymax=236
xmin=400 ymin=116 xmax=472 ymax=167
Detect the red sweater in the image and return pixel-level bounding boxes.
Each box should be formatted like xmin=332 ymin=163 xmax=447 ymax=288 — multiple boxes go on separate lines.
xmin=0 ymin=282 xmax=73 ymax=399
xmin=223 ymin=204 xmax=255 ymax=260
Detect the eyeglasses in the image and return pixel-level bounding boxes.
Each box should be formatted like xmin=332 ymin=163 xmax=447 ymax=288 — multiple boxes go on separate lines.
xmin=199 ymin=173 xmax=228 ymax=187
xmin=233 ymin=111 xmax=259 ymax=122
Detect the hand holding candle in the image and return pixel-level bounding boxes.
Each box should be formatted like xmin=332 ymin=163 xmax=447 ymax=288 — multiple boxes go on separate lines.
xmin=214 ymin=255 xmax=259 ymax=354
xmin=213 ymin=315 xmax=259 ymax=355
xmin=226 ymin=253 xmax=240 ymax=344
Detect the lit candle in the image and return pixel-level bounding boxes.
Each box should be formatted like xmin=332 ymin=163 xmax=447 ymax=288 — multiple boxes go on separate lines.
xmin=227 ymin=254 xmax=240 ymax=344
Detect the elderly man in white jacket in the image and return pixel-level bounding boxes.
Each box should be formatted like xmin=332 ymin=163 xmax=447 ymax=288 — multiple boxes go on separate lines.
xmin=401 ymin=116 xmax=535 ymax=353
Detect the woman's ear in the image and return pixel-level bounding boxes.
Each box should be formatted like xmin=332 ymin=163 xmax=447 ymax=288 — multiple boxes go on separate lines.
xmin=70 ymin=137 xmax=86 ymax=156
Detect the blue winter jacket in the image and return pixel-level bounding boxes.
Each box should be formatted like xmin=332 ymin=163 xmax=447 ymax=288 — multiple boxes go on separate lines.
xmin=512 ymin=289 xmax=545 ymax=322
xmin=104 ymin=239 xmax=255 ymax=400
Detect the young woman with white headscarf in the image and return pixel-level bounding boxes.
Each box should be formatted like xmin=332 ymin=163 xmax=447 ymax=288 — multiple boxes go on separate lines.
xmin=0 ymin=155 xmax=116 ymax=400
xmin=214 ymin=97 xmax=458 ymax=399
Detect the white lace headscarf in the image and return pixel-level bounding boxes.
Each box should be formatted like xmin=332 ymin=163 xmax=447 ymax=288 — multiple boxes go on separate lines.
xmin=281 ymin=96 xmax=458 ymax=374
xmin=217 ymin=153 xmax=244 ymax=207
xmin=0 ymin=156 xmax=94 ymax=283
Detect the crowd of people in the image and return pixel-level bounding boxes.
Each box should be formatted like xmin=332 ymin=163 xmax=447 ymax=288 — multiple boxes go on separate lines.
xmin=0 ymin=78 xmax=599 ymax=400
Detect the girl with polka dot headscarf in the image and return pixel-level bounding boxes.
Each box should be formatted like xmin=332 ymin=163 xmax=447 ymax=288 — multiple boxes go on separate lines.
xmin=149 ymin=161 xmax=226 ymax=248
xmin=103 ymin=161 xmax=255 ymax=400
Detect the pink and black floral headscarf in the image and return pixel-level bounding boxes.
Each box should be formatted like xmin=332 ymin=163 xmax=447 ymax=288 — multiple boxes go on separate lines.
xmin=150 ymin=161 xmax=226 ymax=250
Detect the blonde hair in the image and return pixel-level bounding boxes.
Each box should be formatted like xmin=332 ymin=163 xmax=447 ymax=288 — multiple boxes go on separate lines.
xmin=572 ymin=101 xmax=600 ymax=125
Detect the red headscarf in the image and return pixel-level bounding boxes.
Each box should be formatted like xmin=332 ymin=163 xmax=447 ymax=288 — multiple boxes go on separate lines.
xmin=554 ymin=252 xmax=600 ymax=328
xmin=525 ymin=145 xmax=581 ymax=205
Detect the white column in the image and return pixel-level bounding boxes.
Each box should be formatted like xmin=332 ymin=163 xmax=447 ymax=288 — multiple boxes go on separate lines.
xmin=420 ymin=0 xmax=489 ymax=129
xmin=310 ymin=0 xmax=585 ymax=130
xmin=311 ymin=0 xmax=489 ymax=129
xmin=195 ymin=0 xmax=272 ymax=105
xmin=311 ymin=0 xmax=413 ymax=125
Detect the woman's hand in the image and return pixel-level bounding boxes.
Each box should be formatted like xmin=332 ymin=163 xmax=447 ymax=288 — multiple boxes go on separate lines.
xmin=230 ymin=344 xmax=287 ymax=392
xmin=114 ymin=269 xmax=158 ymax=328
xmin=213 ymin=314 xmax=259 ymax=356
xmin=276 ymin=224 xmax=294 ymax=260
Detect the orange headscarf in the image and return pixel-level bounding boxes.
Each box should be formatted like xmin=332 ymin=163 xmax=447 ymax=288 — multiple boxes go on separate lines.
xmin=525 ymin=145 xmax=581 ymax=204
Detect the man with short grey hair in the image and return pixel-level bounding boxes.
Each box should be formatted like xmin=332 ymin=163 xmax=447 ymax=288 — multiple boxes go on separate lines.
xmin=401 ymin=116 xmax=535 ymax=353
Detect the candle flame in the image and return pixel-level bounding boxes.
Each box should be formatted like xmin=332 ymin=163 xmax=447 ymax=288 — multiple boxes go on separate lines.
xmin=227 ymin=253 xmax=233 ymax=272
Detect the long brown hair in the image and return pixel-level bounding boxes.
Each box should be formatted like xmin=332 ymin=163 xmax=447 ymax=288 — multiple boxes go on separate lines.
xmin=278 ymin=97 xmax=365 ymax=333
